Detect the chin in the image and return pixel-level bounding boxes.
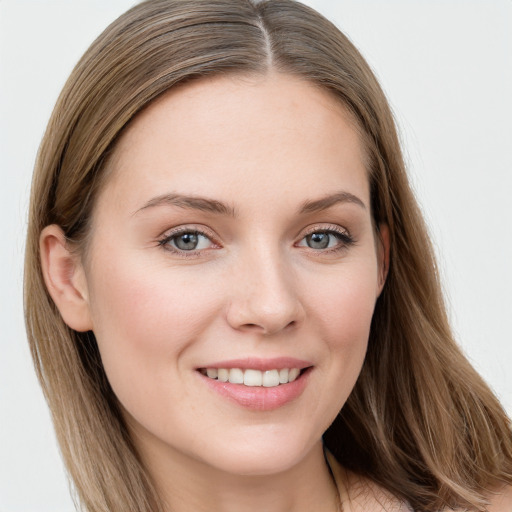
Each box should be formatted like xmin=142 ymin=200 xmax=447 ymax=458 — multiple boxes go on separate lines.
xmin=196 ymin=429 xmax=319 ymax=477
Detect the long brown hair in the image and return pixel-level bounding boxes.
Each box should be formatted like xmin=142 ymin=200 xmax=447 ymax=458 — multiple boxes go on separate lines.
xmin=24 ymin=1 xmax=512 ymax=511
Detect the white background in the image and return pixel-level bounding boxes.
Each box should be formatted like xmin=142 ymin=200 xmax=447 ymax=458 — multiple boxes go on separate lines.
xmin=1 ymin=1 xmax=511 ymax=510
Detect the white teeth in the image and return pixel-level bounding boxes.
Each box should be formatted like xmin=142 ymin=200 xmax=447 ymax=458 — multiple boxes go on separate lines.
xmin=244 ymin=369 xmax=262 ymax=387
xmin=288 ymin=368 xmax=300 ymax=382
xmin=206 ymin=368 xmax=218 ymax=379
xmin=218 ymin=368 xmax=229 ymax=382
xmin=228 ymin=368 xmax=244 ymax=384
xmin=263 ymin=369 xmax=280 ymax=387
xmin=203 ymin=367 xmax=303 ymax=387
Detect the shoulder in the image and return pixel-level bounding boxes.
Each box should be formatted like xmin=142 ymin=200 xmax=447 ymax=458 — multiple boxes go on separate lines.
xmin=340 ymin=480 xmax=512 ymax=512
xmin=342 ymin=470 xmax=412 ymax=512
xmin=486 ymin=484 xmax=512 ymax=512
xmin=325 ymin=451 xmax=410 ymax=512
xmin=326 ymin=451 xmax=512 ymax=512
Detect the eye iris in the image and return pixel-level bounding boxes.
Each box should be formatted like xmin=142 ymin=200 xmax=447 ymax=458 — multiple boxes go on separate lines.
xmin=307 ymin=232 xmax=330 ymax=249
xmin=175 ymin=232 xmax=198 ymax=250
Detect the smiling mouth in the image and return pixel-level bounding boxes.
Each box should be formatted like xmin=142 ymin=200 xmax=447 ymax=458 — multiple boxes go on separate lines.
xmin=198 ymin=367 xmax=305 ymax=388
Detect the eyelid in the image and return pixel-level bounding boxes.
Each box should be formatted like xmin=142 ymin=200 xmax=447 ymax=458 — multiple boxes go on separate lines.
xmin=158 ymin=223 xmax=218 ymax=241
xmin=157 ymin=224 xmax=221 ymax=255
xmin=299 ymin=223 xmax=351 ymax=239
xmin=295 ymin=223 xmax=355 ymax=252
xmin=156 ymin=222 xmax=354 ymax=257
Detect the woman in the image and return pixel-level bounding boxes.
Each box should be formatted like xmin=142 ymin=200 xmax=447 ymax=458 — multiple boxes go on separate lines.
xmin=24 ymin=0 xmax=512 ymax=511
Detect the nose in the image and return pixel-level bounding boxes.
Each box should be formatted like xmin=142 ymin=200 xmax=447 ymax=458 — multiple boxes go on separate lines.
xmin=226 ymin=247 xmax=305 ymax=336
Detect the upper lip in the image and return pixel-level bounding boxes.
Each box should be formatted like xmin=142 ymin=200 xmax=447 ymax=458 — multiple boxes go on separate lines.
xmin=197 ymin=357 xmax=313 ymax=371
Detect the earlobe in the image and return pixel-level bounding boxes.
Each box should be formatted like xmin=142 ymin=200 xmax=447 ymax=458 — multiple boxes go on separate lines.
xmin=376 ymin=223 xmax=390 ymax=295
xmin=40 ymin=225 xmax=93 ymax=332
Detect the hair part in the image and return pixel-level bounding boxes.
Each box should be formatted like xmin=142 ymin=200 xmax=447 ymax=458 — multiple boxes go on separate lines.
xmin=25 ymin=1 xmax=512 ymax=511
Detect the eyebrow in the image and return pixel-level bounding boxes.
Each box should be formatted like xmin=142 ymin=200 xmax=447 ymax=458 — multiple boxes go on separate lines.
xmin=299 ymin=191 xmax=366 ymax=213
xmin=134 ymin=193 xmax=237 ymax=217
xmin=134 ymin=190 xmax=366 ymax=217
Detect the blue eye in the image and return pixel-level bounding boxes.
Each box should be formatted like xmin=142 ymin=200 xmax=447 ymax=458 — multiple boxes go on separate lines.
xmin=160 ymin=230 xmax=214 ymax=252
xmin=305 ymin=232 xmax=331 ymax=249
xmin=298 ymin=229 xmax=353 ymax=251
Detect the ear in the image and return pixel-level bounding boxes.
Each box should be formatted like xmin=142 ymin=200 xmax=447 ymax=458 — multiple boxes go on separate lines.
xmin=376 ymin=223 xmax=390 ymax=296
xmin=40 ymin=225 xmax=93 ymax=332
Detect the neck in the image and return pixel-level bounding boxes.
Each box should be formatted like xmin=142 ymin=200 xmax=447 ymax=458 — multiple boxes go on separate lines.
xmin=137 ymin=437 xmax=339 ymax=512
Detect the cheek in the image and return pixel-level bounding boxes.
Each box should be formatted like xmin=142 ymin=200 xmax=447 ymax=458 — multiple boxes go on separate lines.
xmin=312 ymin=262 xmax=378 ymax=347
xmin=310 ymin=262 xmax=378 ymax=393
xmin=289 ymin=261 xmax=378 ymax=435
xmin=89 ymin=256 xmax=220 ymax=341
xmin=86 ymin=258 xmax=222 ymax=411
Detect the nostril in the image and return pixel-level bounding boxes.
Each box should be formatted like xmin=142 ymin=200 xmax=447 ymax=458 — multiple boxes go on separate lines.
xmin=243 ymin=323 xmax=260 ymax=329
xmin=240 ymin=319 xmax=297 ymax=335
xmin=226 ymin=294 xmax=304 ymax=335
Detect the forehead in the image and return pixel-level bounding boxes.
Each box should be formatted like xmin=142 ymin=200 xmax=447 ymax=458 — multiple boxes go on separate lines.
xmin=100 ymin=72 xmax=369 ymax=213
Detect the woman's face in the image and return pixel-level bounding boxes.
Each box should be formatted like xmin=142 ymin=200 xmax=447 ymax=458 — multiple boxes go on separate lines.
xmin=80 ymin=73 xmax=387 ymax=476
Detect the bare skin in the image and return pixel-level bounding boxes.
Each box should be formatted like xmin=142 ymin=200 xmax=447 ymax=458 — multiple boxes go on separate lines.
xmin=42 ymin=72 xmax=387 ymax=511
xmin=40 ymin=71 xmax=511 ymax=511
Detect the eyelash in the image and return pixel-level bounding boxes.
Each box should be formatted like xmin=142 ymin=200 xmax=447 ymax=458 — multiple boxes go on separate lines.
xmin=157 ymin=226 xmax=219 ymax=259
xmin=297 ymin=225 xmax=355 ymax=254
xmin=157 ymin=225 xmax=355 ymax=257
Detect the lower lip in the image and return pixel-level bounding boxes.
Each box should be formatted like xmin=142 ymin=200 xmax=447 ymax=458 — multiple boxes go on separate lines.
xmin=198 ymin=368 xmax=312 ymax=411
